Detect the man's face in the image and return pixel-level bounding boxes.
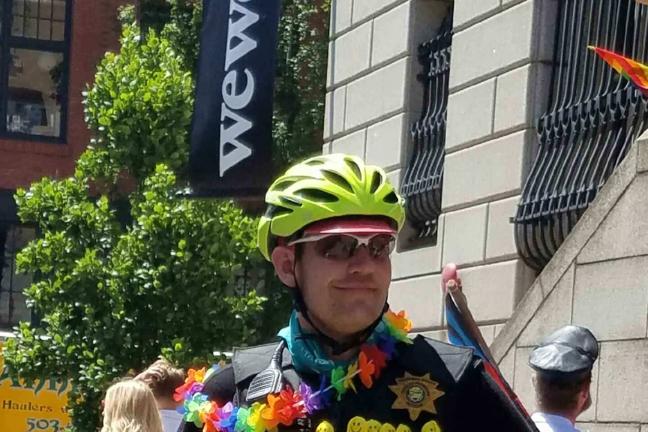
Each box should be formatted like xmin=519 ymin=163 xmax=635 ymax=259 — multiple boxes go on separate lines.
xmin=293 ymin=236 xmax=392 ymax=339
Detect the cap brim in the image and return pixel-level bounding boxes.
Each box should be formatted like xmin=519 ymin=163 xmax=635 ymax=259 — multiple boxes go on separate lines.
xmin=303 ymin=218 xmax=397 ymax=236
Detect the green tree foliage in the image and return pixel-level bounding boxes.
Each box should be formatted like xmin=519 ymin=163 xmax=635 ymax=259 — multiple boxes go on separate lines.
xmin=273 ymin=0 xmax=330 ymax=167
xmin=84 ymin=11 xmax=193 ymax=181
xmin=2 ymin=7 xmax=296 ymax=430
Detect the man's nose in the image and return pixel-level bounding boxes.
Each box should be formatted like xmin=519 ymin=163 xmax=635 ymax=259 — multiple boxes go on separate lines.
xmin=347 ymin=245 xmax=374 ymax=274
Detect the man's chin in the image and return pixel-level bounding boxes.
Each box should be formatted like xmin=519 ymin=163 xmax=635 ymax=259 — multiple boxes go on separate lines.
xmin=332 ymin=308 xmax=384 ymax=333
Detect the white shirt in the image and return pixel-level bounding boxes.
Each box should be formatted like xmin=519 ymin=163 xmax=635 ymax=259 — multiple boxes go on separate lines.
xmin=160 ymin=409 xmax=184 ymax=432
xmin=532 ymin=413 xmax=580 ymax=432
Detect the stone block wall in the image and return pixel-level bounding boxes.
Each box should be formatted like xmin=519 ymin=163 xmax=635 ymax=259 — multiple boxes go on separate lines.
xmin=491 ymin=134 xmax=648 ymax=429
xmin=324 ymin=0 xmax=557 ymax=337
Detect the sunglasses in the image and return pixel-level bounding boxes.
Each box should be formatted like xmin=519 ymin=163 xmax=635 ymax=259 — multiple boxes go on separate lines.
xmin=288 ymin=233 xmax=396 ymax=260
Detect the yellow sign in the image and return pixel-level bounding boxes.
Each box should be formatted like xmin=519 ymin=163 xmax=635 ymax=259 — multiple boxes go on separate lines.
xmin=0 ymin=340 xmax=70 ymax=431
xmin=389 ymin=372 xmax=445 ymax=421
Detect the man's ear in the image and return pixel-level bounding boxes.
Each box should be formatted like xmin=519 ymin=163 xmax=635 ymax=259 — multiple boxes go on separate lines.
xmin=271 ymin=246 xmax=297 ymax=288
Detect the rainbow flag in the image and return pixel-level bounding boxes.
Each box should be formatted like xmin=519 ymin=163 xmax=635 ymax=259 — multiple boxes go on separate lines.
xmin=589 ymin=46 xmax=648 ymax=96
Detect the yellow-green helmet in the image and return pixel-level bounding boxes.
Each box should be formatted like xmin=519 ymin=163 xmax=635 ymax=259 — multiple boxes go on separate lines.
xmin=257 ymin=154 xmax=405 ymax=260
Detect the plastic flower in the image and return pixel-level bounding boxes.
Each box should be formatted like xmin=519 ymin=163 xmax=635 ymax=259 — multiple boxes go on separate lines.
xmin=361 ymin=345 xmax=386 ymax=377
xmin=218 ymin=403 xmax=239 ymax=432
xmin=234 ymin=407 xmax=251 ymax=432
xmin=384 ymin=310 xmax=413 ymax=343
xmin=298 ymin=383 xmax=319 ymax=414
xmin=248 ymin=402 xmax=269 ymax=432
xmin=330 ymin=366 xmax=348 ymax=400
xmin=261 ymin=394 xmax=286 ymax=429
xmin=344 ymin=362 xmax=358 ymax=393
xmin=276 ymin=387 xmax=305 ymax=424
xmin=357 ymin=351 xmax=376 ymax=388
xmin=375 ymin=333 xmax=396 ymax=359
xmin=182 ymin=393 xmax=209 ymax=426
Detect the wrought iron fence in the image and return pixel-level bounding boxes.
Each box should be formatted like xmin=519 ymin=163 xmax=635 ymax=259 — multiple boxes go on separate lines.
xmin=400 ymin=12 xmax=452 ymax=242
xmin=514 ymin=0 xmax=648 ymax=270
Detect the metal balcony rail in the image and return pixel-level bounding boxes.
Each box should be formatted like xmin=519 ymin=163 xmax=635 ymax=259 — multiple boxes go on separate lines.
xmin=514 ymin=0 xmax=648 ymax=271
xmin=400 ymin=12 xmax=452 ymax=242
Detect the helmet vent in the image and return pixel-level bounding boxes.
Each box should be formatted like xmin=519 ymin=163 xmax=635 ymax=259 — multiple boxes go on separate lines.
xmin=384 ymin=191 xmax=399 ymax=204
xmin=273 ymin=180 xmax=296 ymax=191
xmin=296 ymin=188 xmax=338 ymax=203
xmin=321 ymin=169 xmax=353 ymax=193
xmin=345 ymin=158 xmax=363 ymax=180
xmin=265 ymin=205 xmax=293 ymax=218
xmin=279 ymin=196 xmax=303 ymax=207
xmin=370 ymin=171 xmax=383 ymax=194
xmin=305 ymin=158 xmax=326 ymax=166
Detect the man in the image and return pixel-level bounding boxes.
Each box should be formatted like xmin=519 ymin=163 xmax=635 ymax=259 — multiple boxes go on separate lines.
xmin=528 ymin=326 xmax=599 ymax=432
xmin=179 ymin=154 xmax=537 ymax=432
xmin=136 ymin=359 xmax=186 ymax=432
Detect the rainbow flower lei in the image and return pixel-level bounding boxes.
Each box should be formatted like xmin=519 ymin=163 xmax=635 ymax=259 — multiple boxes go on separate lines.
xmin=175 ymin=310 xmax=413 ymax=432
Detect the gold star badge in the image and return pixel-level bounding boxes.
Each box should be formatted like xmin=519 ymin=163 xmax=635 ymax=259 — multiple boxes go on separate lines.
xmin=388 ymin=372 xmax=445 ymax=421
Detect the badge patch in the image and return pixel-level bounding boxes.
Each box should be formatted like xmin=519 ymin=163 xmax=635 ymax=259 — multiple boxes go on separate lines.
xmin=389 ymin=373 xmax=445 ymax=421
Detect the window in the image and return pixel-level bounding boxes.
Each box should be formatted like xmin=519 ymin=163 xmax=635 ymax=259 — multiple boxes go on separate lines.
xmin=514 ymin=0 xmax=648 ymax=270
xmin=0 ymin=0 xmax=71 ymax=141
xmin=400 ymin=10 xmax=453 ymax=249
xmin=0 ymin=224 xmax=35 ymax=330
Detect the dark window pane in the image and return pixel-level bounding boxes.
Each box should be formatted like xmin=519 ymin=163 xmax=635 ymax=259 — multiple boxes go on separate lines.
xmin=38 ymin=19 xmax=51 ymax=40
xmin=24 ymin=17 xmax=38 ymax=38
xmin=7 ymin=49 xmax=64 ymax=137
xmin=11 ymin=14 xmax=25 ymax=37
xmin=13 ymin=0 xmax=25 ymax=16
xmin=0 ymin=225 xmax=35 ymax=330
xmin=40 ymin=0 xmax=53 ymax=19
xmin=51 ymin=20 xmax=64 ymax=41
xmin=24 ymin=0 xmax=38 ymax=18
xmin=52 ymin=0 xmax=66 ymax=21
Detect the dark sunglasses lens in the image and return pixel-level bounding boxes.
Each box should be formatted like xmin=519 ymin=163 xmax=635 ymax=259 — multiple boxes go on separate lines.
xmin=315 ymin=235 xmax=358 ymax=259
xmin=368 ymin=235 xmax=396 ymax=258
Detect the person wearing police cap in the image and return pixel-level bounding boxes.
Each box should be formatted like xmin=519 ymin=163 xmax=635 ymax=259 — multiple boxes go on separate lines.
xmin=528 ymin=325 xmax=599 ymax=432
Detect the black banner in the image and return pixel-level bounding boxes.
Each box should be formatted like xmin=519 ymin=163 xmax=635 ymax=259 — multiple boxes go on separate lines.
xmin=188 ymin=0 xmax=281 ymax=197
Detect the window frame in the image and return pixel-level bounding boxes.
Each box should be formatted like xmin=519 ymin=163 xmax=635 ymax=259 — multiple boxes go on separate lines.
xmin=0 ymin=222 xmax=37 ymax=331
xmin=0 ymin=0 xmax=73 ymax=144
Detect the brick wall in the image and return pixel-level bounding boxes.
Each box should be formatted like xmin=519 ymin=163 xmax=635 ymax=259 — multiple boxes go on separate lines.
xmin=0 ymin=0 xmax=127 ymax=190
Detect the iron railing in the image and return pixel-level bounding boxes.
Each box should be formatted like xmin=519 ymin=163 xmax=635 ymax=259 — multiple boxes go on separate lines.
xmin=400 ymin=13 xmax=452 ymax=242
xmin=514 ymin=0 xmax=648 ymax=270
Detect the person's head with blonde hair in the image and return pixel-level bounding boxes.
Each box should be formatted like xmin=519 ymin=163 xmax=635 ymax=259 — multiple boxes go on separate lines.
xmin=101 ymin=379 xmax=164 ymax=432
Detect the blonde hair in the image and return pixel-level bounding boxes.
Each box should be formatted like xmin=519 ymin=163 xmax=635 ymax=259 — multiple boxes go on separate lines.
xmin=101 ymin=379 xmax=164 ymax=432
xmin=135 ymin=359 xmax=185 ymax=400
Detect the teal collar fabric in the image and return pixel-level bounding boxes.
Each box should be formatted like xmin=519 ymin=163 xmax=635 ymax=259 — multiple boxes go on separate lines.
xmin=278 ymin=311 xmax=350 ymax=374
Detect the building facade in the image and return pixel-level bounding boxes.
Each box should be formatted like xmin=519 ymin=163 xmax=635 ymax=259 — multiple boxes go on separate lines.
xmin=324 ymin=0 xmax=647 ymax=428
xmin=0 ymin=0 xmax=125 ymax=331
